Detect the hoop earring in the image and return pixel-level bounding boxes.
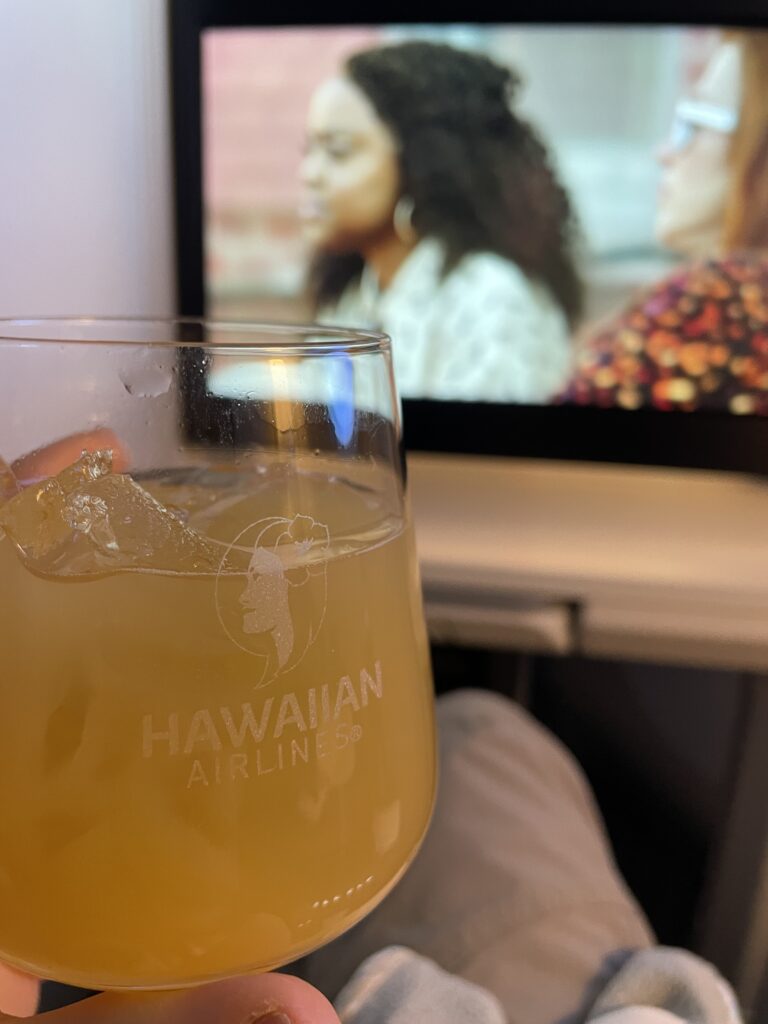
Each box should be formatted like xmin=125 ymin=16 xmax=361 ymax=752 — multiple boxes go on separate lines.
xmin=393 ymin=195 xmax=418 ymax=246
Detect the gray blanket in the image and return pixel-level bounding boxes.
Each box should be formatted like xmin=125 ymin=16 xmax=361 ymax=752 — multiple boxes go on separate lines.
xmin=335 ymin=945 xmax=742 ymax=1024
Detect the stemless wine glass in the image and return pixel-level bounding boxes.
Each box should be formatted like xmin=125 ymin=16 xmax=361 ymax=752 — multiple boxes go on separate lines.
xmin=0 ymin=318 xmax=436 ymax=990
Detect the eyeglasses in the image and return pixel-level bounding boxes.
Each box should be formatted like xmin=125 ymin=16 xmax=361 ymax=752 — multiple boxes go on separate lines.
xmin=667 ymin=98 xmax=738 ymax=152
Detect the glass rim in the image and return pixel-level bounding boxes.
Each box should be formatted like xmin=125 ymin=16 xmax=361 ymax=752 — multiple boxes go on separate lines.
xmin=0 ymin=316 xmax=391 ymax=354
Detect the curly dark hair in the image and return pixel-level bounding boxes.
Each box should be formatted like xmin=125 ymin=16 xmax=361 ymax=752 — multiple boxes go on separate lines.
xmin=307 ymin=40 xmax=584 ymax=328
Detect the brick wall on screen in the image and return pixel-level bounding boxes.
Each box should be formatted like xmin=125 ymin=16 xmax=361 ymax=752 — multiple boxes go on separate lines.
xmin=202 ymin=27 xmax=380 ymax=300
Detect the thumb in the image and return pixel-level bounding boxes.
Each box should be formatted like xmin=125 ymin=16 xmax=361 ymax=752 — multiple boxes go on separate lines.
xmin=0 ymin=963 xmax=38 ymax=1017
xmin=1 ymin=973 xmax=341 ymax=1024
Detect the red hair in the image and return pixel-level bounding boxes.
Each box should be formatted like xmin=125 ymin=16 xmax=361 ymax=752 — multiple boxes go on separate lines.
xmin=722 ymin=30 xmax=768 ymax=251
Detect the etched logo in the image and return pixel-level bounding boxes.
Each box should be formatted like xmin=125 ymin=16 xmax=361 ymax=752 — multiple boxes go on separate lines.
xmin=215 ymin=513 xmax=330 ymax=687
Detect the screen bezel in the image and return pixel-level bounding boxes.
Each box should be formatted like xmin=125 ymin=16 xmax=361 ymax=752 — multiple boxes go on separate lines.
xmin=170 ymin=0 xmax=768 ymax=474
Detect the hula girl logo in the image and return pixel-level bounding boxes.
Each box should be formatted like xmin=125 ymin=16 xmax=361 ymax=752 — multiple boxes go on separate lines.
xmin=215 ymin=513 xmax=330 ymax=688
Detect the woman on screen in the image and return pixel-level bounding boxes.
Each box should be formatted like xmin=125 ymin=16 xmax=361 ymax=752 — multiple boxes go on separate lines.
xmin=299 ymin=41 xmax=583 ymax=404
xmin=564 ymin=31 xmax=768 ymax=414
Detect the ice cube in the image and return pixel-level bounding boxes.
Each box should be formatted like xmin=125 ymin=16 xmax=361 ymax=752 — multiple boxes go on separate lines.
xmin=0 ymin=455 xmax=19 ymax=506
xmin=62 ymin=493 xmax=119 ymax=552
xmin=0 ymin=449 xmax=222 ymax=576
xmin=0 ymin=474 xmax=78 ymax=562
xmin=72 ymin=473 xmax=222 ymax=572
xmin=0 ymin=449 xmax=116 ymax=563
xmin=55 ymin=448 xmax=113 ymax=494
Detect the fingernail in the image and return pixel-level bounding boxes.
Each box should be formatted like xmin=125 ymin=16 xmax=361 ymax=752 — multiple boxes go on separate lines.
xmin=252 ymin=1013 xmax=291 ymax=1024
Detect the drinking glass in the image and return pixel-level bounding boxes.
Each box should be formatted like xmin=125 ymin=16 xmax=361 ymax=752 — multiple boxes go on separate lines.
xmin=0 ymin=318 xmax=436 ymax=990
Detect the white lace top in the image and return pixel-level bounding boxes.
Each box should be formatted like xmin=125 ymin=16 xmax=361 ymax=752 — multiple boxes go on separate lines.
xmin=318 ymin=238 xmax=573 ymax=403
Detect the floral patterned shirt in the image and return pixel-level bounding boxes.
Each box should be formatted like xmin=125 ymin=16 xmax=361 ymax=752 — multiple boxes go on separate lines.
xmin=564 ymin=253 xmax=768 ymax=415
xmin=319 ymin=238 xmax=571 ymax=404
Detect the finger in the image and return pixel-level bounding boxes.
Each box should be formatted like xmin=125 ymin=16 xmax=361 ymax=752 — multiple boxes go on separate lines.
xmin=11 ymin=429 xmax=130 ymax=486
xmin=0 ymin=962 xmax=39 ymax=1018
xmin=0 ymin=973 xmax=341 ymax=1024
